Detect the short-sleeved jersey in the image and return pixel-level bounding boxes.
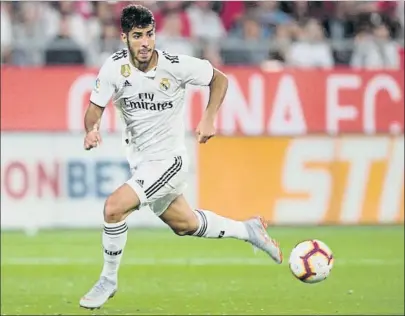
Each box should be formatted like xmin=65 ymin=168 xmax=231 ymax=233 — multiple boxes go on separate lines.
xmin=90 ymin=49 xmax=214 ymax=161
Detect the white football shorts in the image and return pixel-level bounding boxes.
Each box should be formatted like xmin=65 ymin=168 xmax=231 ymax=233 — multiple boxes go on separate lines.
xmin=126 ymin=155 xmax=188 ymax=216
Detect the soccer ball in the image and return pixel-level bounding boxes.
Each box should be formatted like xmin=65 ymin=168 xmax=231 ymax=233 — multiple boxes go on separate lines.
xmin=288 ymin=239 xmax=334 ymax=284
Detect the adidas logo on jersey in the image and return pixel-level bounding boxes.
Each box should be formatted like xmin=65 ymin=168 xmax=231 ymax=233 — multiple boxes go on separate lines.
xmin=135 ymin=179 xmax=144 ymax=188
xmin=124 ymin=80 xmax=132 ymax=87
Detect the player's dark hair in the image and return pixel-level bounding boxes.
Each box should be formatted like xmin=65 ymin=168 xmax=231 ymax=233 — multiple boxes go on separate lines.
xmin=120 ymin=4 xmax=155 ymax=34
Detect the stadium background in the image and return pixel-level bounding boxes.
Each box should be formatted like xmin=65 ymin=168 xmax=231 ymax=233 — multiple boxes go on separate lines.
xmin=1 ymin=0 xmax=404 ymax=229
xmin=1 ymin=1 xmax=404 ymax=315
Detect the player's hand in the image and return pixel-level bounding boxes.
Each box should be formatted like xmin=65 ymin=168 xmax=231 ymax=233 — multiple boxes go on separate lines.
xmin=84 ymin=123 xmax=102 ymax=150
xmin=196 ymin=117 xmax=216 ymax=144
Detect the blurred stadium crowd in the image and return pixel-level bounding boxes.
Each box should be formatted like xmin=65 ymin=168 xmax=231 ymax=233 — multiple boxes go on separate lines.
xmin=1 ymin=1 xmax=404 ymax=69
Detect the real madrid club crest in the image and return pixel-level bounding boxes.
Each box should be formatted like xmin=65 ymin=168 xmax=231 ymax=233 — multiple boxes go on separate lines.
xmin=121 ymin=64 xmax=131 ymax=78
xmin=159 ymin=78 xmax=170 ymax=91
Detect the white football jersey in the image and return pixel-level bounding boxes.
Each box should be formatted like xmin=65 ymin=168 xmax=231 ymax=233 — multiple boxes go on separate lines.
xmin=90 ymin=48 xmax=213 ymax=163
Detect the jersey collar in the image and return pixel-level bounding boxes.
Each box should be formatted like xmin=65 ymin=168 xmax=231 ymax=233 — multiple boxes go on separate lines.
xmin=130 ymin=49 xmax=160 ymax=79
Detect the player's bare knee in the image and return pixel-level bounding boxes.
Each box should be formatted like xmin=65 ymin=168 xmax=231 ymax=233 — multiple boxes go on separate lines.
xmin=104 ymin=196 xmax=125 ymax=223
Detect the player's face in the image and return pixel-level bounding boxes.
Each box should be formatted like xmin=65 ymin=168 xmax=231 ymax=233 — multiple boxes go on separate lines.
xmin=122 ymin=25 xmax=155 ymax=64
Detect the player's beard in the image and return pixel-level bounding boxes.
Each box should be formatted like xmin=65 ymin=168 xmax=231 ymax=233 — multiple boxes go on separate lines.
xmin=127 ymin=40 xmax=153 ymax=72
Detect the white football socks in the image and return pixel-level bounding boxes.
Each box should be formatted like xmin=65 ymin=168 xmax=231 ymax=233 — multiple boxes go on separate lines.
xmin=100 ymin=220 xmax=128 ymax=284
xmin=192 ymin=209 xmax=249 ymax=240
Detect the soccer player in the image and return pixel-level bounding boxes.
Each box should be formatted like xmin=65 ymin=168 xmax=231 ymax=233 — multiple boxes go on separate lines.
xmin=80 ymin=5 xmax=283 ymax=310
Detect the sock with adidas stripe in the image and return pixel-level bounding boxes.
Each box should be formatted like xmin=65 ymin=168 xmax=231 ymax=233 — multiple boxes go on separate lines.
xmin=100 ymin=220 xmax=128 ymax=284
xmin=192 ymin=209 xmax=249 ymax=240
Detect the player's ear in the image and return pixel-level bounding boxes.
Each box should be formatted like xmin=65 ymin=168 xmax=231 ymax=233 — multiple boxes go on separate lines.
xmin=121 ymin=32 xmax=127 ymax=44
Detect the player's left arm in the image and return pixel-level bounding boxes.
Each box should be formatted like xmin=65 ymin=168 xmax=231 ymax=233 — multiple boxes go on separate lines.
xmin=196 ymin=68 xmax=228 ymax=144
xmin=203 ymin=68 xmax=228 ymax=123
xmin=178 ymin=55 xmax=228 ymax=143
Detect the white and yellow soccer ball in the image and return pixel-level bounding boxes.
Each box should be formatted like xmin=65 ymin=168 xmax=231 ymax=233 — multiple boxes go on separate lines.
xmin=288 ymin=239 xmax=334 ymax=284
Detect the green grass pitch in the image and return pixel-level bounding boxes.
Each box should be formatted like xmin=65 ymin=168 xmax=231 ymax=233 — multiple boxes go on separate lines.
xmin=1 ymin=226 xmax=404 ymax=315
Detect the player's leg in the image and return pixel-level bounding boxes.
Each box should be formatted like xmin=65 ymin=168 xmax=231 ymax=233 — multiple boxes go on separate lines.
xmin=80 ymin=183 xmax=141 ymax=309
xmin=84 ymin=154 xmax=185 ymax=306
xmin=159 ymin=195 xmax=283 ymax=264
xmin=100 ymin=183 xmax=140 ymax=281
xmin=160 ymin=195 xmax=248 ymax=238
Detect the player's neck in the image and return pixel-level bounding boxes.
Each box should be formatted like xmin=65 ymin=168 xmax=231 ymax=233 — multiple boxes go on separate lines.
xmin=132 ymin=50 xmax=158 ymax=73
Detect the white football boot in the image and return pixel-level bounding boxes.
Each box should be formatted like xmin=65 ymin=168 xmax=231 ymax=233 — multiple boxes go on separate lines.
xmin=79 ymin=277 xmax=117 ymax=310
xmin=244 ymin=216 xmax=283 ymax=264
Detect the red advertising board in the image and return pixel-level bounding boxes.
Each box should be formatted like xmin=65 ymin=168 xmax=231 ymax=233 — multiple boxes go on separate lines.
xmin=1 ymin=67 xmax=403 ymax=134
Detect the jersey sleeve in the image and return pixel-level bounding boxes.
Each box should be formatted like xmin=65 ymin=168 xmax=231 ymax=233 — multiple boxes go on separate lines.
xmin=178 ymin=55 xmax=214 ymax=86
xmin=90 ymin=59 xmax=115 ymax=107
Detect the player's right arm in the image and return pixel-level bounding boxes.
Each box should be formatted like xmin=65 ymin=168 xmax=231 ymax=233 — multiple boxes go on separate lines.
xmin=84 ymin=102 xmax=104 ymax=133
xmin=84 ymin=59 xmax=115 ymax=150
